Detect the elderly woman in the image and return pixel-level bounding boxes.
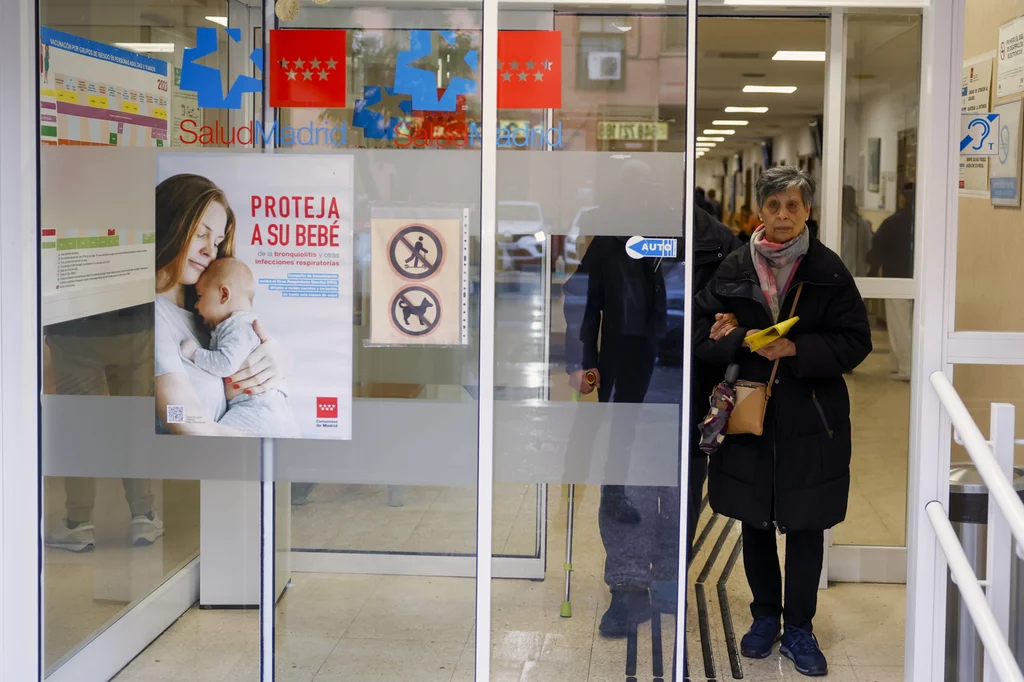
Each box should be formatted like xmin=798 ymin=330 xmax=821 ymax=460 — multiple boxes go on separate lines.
xmin=693 ymin=166 xmax=871 ymax=677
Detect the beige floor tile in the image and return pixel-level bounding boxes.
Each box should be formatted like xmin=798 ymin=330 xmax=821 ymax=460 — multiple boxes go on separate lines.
xmin=277 ymin=573 xmax=381 ymax=638
xmin=854 ymin=665 xmax=906 ymax=681
xmin=275 ymin=634 xmax=339 ymax=681
xmin=312 ymin=638 xmax=463 ymax=682
xmin=342 ymin=575 xmax=475 ymax=643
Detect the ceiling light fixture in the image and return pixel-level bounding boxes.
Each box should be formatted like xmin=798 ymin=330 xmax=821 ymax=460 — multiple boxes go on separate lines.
xmin=697 ymin=137 xmax=725 ymax=142
xmin=725 ymin=106 xmax=769 ymax=113
xmin=205 ymin=16 xmax=229 ymax=27
xmin=772 ymin=50 xmax=826 ymax=62
xmin=703 ymin=129 xmax=735 ymax=135
xmin=696 ymin=142 xmax=716 ymax=147
xmin=743 ymin=85 xmax=797 ymax=94
xmin=114 ymin=42 xmax=175 ymax=53
xmin=713 ymin=120 xmax=749 ymax=126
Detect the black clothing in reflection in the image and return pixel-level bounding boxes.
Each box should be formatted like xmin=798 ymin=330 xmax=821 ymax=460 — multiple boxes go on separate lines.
xmin=562 ymin=192 xmax=740 ymax=599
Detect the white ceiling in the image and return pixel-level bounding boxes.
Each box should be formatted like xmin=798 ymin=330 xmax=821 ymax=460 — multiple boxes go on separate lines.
xmin=694 ymin=17 xmax=827 ymax=160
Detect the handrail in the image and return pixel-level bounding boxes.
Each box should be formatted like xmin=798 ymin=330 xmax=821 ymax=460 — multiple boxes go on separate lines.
xmin=930 ymin=371 xmax=1024 ymax=560
xmin=926 ymin=501 xmax=1024 ymax=682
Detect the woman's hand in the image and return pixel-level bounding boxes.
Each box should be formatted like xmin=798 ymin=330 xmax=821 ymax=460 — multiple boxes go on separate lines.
xmin=742 ymin=329 xmax=763 ymax=348
xmin=756 ymin=338 xmax=797 ymax=361
xmin=710 ymin=313 xmax=739 ymax=340
xmin=227 ymin=320 xmax=293 ymax=396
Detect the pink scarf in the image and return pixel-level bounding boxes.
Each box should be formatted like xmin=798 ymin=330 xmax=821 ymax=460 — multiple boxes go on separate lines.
xmin=750 ymin=225 xmax=810 ymax=321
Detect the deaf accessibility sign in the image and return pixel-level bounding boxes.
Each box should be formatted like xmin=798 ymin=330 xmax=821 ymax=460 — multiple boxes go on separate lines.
xmin=625 ymin=236 xmax=677 ymax=259
xmin=961 ymin=113 xmax=1001 ymax=156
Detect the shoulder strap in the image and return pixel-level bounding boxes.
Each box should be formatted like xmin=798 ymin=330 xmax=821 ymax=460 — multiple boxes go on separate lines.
xmin=766 ymin=283 xmax=804 ymax=398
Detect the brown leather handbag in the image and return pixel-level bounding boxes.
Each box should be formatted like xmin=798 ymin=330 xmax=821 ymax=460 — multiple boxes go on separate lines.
xmin=725 ymin=283 xmax=804 ymax=436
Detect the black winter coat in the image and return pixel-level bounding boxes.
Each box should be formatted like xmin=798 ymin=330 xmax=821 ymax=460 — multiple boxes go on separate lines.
xmin=693 ymin=236 xmax=872 ymax=532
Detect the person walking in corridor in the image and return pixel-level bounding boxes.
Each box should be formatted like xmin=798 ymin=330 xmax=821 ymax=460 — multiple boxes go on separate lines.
xmin=693 ymin=166 xmax=871 ymax=677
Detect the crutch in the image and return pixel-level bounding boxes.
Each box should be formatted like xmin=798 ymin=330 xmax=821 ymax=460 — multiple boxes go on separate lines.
xmin=563 ymin=370 xmax=597 ymax=618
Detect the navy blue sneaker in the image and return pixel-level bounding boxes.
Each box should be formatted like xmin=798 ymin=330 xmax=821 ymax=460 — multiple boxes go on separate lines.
xmin=780 ymin=626 xmax=828 ymax=677
xmin=740 ymin=616 xmax=781 ymax=659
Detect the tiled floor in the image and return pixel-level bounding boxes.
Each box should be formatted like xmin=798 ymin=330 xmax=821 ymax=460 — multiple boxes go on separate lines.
xmin=43 ymin=478 xmax=200 ymax=673
xmin=112 ymin=484 xmax=907 ymax=681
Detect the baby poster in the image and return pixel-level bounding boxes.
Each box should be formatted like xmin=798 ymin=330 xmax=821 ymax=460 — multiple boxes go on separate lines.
xmin=154 ymin=152 xmax=353 ymax=440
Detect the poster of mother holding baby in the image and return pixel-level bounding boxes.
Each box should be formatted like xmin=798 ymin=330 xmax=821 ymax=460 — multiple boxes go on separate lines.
xmin=154 ymin=153 xmax=354 ymax=440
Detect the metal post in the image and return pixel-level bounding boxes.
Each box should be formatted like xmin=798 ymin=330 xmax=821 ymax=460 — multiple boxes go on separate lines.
xmin=260 ymin=438 xmax=275 ymax=682
xmin=561 ymin=484 xmax=575 ymax=617
xmin=984 ymin=404 xmax=1015 ymax=682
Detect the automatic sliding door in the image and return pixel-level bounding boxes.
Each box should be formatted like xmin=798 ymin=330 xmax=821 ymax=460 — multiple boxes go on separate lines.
xmin=489 ymin=8 xmax=693 ymax=680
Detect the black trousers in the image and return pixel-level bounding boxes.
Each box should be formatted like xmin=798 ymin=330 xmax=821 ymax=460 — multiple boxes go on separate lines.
xmin=741 ymin=523 xmax=824 ymax=633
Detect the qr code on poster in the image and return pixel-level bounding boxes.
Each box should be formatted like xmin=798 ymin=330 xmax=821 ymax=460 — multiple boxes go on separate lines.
xmin=166 ymin=405 xmax=185 ymax=424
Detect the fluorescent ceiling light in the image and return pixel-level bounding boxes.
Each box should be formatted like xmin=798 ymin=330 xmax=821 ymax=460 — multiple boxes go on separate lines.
xmin=114 ymin=42 xmax=174 ymax=53
xmin=773 ymin=50 xmax=826 ymax=62
xmin=206 ymin=16 xmax=229 ymax=27
xmin=697 ymin=137 xmax=725 ymax=142
xmin=696 ymin=142 xmax=716 ymax=147
xmin=743 ymin=85 xmax=797 ymax=94
xmin=725 ymin=106 xmax=769 ymax=113
xmin=704 ymin=129 xmax=735 ymax=135
xmin=713 ymin=120 xmax=749 ymax=126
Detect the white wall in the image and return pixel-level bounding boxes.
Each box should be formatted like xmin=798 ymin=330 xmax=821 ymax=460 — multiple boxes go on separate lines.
xmin=844 ymin=82 xmax=919 ymax=213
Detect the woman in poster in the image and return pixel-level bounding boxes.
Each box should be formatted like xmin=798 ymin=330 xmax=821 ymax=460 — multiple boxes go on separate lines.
xmin=154 ymin=173 xmax=290 ymax=435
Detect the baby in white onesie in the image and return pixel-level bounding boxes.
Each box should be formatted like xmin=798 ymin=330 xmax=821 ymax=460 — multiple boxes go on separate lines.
xmin=180 ymin=257 xmax=299 ymax=438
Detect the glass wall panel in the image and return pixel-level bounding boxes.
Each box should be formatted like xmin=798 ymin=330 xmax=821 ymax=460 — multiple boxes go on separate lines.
xmin=489 ymin=11 xmax=691 ymax=680
xmin=834 ymin=13 xmax=922 ymax=549
xmin=39 ymin=1 xmax=260 ymax=679
xmin=269 ymin=6 xmax=483 ymax=680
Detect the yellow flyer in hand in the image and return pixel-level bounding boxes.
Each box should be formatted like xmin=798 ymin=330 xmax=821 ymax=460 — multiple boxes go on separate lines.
xmin=745 ymin=317 xmax=800 ymax=352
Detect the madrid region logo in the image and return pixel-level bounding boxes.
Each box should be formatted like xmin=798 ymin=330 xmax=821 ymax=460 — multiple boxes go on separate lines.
xmin=180 ymin=27 xmax=263 ymax=109
xmin=353 ymin=29 xmax=477 ymax=140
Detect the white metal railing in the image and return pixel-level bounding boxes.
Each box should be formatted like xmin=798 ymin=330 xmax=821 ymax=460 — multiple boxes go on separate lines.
xmin=928 ymin=370 xmax=1024 ymax=682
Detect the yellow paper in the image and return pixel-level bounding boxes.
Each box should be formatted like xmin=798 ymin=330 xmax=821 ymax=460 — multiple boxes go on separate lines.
xmin=744 ymin=316 xmax=799 ymax=352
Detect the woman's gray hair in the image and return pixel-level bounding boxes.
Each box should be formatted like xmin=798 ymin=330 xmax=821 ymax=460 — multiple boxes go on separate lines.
xmin=756 ymin=165 xmax=816 ymax=209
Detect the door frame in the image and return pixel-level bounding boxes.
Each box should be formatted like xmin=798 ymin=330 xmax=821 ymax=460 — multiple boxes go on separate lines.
xmin=0 ymin=1 xmax=968 ymax=681
xmin=0 ymin=0 xmax=41 ymax=677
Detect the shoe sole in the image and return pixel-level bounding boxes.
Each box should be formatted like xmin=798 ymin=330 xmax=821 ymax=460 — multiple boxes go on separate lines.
xmin=740 ymin=645 xmax=775 ymax=659
xmin=780 ymin=645 xmax=828 ymax=677
xmin=46 ymin=541 xmax=94 ymax=552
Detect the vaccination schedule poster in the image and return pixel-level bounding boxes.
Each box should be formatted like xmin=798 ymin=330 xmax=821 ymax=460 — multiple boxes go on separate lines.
xmin=155 ymin=153 xmax=354 ymax=440
xmin=39 ymin=27 xmax=169 ymax=147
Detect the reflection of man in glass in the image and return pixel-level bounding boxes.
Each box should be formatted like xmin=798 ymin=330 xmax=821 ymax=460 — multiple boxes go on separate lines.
xmin=563 ymin=160 xmax=740 ymax=635
xmin=867 ymin=182 xmax=915 ymax=380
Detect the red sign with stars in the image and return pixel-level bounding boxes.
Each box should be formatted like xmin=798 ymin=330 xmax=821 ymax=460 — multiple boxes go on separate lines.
xmin=269 ymin=29 xmax=346 ymax=108
xmin=497 ymin=31 xmax=562 ymax=110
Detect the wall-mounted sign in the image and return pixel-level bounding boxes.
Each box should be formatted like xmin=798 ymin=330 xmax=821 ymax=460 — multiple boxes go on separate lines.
xmin=997 ymin=16 xmax=1024 ymax=98
xmin=960 ymin=56 xmax=994 ymax=195
xmin=960 ymin=113 xmax=1001 ymax=156
xmin=598 ymin=121 xmax=668 ymax=141
xmin=991 ymin=99 xmax=1023 ymax=208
